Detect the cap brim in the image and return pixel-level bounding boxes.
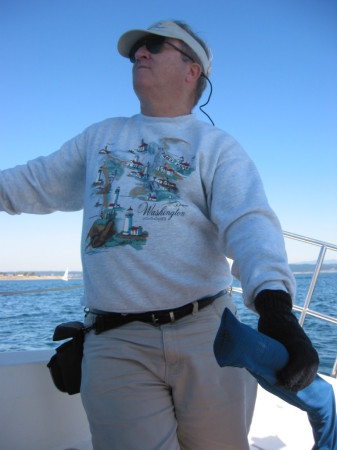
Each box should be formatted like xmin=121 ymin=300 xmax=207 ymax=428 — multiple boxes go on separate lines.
xmin=118 ymin=29 xmax=164 ymax=58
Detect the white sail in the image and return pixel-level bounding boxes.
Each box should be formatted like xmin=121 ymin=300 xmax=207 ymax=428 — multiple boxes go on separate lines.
xmin=62 ymin=268 xmax=69 ymax=281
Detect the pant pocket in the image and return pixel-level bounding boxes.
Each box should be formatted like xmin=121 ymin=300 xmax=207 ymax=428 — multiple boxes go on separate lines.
xmin=211 ymin=292 xmax=238 ymax=319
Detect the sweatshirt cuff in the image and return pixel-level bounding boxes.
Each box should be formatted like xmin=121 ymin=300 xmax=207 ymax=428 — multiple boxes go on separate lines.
xmin=253 ymin=281 xmax=287 ymax=300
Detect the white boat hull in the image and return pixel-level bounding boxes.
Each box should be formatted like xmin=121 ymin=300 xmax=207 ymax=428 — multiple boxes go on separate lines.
xmin=0 ymin=350 xmax=91 ymax=450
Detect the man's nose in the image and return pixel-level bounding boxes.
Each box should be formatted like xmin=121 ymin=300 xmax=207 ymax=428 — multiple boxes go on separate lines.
xmin=134 ymin=45 xmax=150 ymax=60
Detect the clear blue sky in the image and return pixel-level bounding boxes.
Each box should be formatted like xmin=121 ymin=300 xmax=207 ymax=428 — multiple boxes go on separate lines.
xmin=1 ymin=0 xmax=336 ymax=270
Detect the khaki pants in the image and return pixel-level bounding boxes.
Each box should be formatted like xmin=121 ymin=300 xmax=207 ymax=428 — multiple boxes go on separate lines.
xmin=81 ymin=293 xmax=257 ymax=450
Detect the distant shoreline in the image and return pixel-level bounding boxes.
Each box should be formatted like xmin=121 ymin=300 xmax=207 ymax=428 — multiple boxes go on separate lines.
xmin=0 ymin=275 xmax=66 ymax=281
xmin=292 ymin=269 xmax=337 ymax=275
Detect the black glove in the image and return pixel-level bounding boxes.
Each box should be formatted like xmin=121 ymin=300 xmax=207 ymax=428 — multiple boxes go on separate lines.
xmin=255 ymin=289 xmax=319 ymax=392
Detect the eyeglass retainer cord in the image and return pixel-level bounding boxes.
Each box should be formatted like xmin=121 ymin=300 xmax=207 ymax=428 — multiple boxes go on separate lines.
xmin=199 ymin=73 xmax=215 ymax=126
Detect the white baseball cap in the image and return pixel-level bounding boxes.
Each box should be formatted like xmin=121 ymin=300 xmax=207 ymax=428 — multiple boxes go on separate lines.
xmin=117 ymin=20 xmax=211 ymax=75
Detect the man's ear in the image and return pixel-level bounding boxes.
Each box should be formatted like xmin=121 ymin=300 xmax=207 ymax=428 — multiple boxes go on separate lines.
xmin=186 ymin=62 xmax=202 ymax=83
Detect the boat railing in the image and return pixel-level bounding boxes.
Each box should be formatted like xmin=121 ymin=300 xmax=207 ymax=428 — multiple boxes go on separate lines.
xmin=232 ymin=230 xmax=337 ymax=377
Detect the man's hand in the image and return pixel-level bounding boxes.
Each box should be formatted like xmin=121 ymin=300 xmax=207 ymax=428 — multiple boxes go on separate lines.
xmin=255 ymin=289 xmax=319 ymax=392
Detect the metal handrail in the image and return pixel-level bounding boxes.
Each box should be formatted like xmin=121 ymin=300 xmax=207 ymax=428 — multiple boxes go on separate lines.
xmin=232 ymin=231 xmax=337 ymax=377
xmin=283 ymin=231 xmax=337 ymax=327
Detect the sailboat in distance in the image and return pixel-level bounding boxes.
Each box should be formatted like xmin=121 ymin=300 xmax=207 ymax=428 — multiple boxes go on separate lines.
xmin=62 ymin=268 xmax=69 ymax=281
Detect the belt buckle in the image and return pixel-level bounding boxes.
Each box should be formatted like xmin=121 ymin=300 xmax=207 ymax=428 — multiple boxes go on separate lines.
xmin=151 ymin=311 xmax=175 ymax=326
xmin=151 ymin=313 xmax=160 ymax=326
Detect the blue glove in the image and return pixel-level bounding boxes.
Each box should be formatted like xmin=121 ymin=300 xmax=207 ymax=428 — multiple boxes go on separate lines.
xmin=255 ymin=289 xmax=319 ymax=392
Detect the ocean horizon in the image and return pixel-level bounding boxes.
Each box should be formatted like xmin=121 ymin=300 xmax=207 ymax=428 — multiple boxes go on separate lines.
xmin=1 ymin=259 xmax=337 ymax=277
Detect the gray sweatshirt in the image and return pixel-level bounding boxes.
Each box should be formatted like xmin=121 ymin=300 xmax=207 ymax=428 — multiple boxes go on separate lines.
xmin=0 ymin=113 xmax=295 ymax=312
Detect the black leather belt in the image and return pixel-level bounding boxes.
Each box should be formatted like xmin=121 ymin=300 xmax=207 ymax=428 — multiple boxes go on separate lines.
xmin=89 ymin=290 xmax=226 ymax=334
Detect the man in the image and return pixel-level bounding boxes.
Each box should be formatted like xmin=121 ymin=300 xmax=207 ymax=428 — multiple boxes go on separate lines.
xmin=0 ymin=20 xmax=318 ymax=449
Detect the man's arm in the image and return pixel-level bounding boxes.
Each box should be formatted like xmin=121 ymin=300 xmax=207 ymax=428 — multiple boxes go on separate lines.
xmin=0 ymin=135 xmax=86 ymax=215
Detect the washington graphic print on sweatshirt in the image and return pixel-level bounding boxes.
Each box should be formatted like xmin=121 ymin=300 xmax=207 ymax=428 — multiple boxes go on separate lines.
xmin=86 ymin=136 xmax=195 ymax=251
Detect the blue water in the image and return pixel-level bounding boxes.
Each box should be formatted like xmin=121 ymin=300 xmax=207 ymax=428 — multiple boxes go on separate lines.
xmin=0 ymin=272 xmax=336 ymax=375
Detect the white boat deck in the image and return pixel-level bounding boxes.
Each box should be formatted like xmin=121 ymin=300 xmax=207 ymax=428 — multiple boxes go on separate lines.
xmin=249 ymin=385 xmax=315 ymax=449
xmin=1 ymin=350 xmax=336 ymax=450
xmin=250 ymin=374 xmax=337 ymax=449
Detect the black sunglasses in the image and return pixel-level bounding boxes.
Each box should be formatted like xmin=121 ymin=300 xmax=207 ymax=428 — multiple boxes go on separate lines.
xmin=129 ymin=36 xmax=194 ymax=64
